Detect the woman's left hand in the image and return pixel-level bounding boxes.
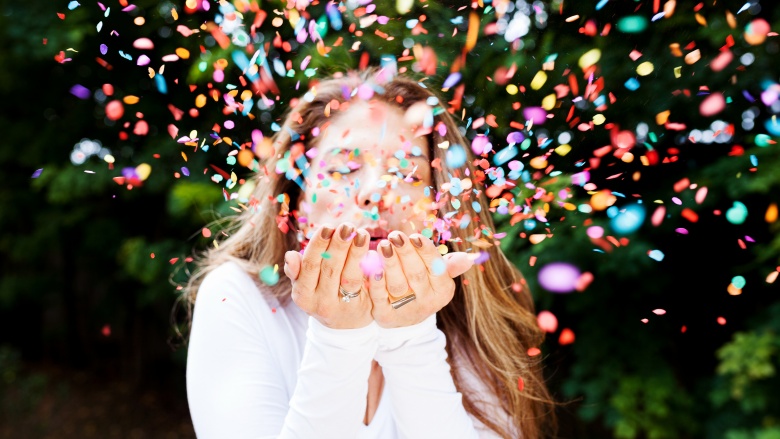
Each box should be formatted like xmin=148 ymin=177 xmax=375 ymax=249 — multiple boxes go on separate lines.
xmin=369 ymin=232 xmax=473 ymax=329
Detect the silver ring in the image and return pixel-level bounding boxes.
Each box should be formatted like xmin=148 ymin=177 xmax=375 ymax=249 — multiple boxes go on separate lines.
xmin=339 ymin=285 xmax=361 ymax=303
xmin=390 ymin=294 xmax=416 ymax=309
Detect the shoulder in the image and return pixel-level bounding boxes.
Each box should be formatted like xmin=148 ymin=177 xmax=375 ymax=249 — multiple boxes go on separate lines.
xmin=195 ymin=260 xmax=280 ymax=319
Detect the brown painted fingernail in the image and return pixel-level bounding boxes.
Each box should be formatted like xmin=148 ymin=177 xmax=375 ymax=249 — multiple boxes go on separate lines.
xmin=380 ymin=242 xmax=394 ymax=258
xmin=389 ymin=234 xmax=404 ymax=248
xmin=354 ymin=232 xmax=367 ymax=247
xmin=410 ymin=236 xmax=423 ymax=248
xmin=374 ymin=271 xmax=383 ymax=281
xmin=321 ymin=227 xmax=335 ymax=239
xmin=340 ymin=225 xmax=354 ymax=241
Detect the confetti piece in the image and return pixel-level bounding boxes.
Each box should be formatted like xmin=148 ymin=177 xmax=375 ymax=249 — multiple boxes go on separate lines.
xmin=259 ymin=265 xmax=279 ymax=286
xmin=652 ymin=309 xmax=666 ymax=315
xmin=725 ymin=201 xmax=748 ymax=224
xmin=538 ymin=263 xmax=580 ymax=293
xmin=699 ymin=92 xmax=726 ymax=116
xmin=517 ymin=376 xmax=525 ymax=391
xmin=558 ymin=328 xmax=575 ymax=345
xmin=648 ymin=250 xmax=665 ymax=261
xmin=31 ymin=169 xmax=43 ymax=178
xmin=537 ymin=311 xmax=558 ymax=333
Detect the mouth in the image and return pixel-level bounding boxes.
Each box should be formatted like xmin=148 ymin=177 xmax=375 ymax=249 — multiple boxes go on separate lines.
xmin=364 ymin=227 xmax=389 ymax=251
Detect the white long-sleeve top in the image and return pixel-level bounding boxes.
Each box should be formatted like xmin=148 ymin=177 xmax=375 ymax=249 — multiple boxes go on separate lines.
xmin=186 ymin=261 xmax=513 ymax=439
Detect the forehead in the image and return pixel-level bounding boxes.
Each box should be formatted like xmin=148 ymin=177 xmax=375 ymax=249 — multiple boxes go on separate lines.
xmin=314 ymin=100 xmax=429 ymax=159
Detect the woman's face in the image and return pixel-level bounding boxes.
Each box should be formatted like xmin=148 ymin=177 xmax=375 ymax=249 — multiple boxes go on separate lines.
xmin=297 ymin=99 xmax=434 ymax=250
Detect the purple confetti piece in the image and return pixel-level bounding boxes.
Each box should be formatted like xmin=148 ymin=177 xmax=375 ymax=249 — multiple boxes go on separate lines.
xmin=121 ymin=5 xmax=136 ymax=11
xmin=31 ymin=168 xmax=43 ymax=178
xmin=69 ymin=84 xmax=91 ymax=100
xmin=442 ymin=72 xmax=461 ymax=89
xmin=181 ymin=167 xmax=190 ymax=177
xmin=100 ymin=44 xmax=108 ymax=55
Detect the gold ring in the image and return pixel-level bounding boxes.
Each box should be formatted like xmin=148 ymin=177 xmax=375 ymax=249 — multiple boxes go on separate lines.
xmin=390 ymin=294 xmax=416 ymax=309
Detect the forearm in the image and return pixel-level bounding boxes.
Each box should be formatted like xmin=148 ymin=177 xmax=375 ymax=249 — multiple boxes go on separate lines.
xmin=375 ymin=314 xmax=479 ymax=439
xmin=279 ymin=317 xmax=379 ymax=439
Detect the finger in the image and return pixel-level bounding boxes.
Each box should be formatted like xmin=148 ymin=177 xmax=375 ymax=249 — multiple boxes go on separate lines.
xmin=442 ymin=252 xmax=474 ymax=278
xmin=366 ymin=263 xmax=389 ymax=314
xmin=316 ymin=223 xmax=357 ymax=295
xmin=339 ymin=229 xmax=370 ymax=294
xmin=389 ymin=231 xmax=431 ymax=299
xmin=378 ymin=239 xmax=412 ymax=302
xmin=409 ymin=234 xmax=458 ymax=295
xmin=283 ymin=250 xmax=302 ymax=280
xmin=296 ymin=225 xmax=335 ymax=292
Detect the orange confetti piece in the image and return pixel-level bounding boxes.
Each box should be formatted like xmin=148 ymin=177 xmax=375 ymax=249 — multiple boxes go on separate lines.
xmin=681 ymin=208 xmax=699 ymax=222
xmin=559 ymin=328 xmax=575 ymax=345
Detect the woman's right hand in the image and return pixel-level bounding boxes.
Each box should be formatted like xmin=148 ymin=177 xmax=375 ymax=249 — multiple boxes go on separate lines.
xmin=284 ymin=223 xmax=373 ymax=330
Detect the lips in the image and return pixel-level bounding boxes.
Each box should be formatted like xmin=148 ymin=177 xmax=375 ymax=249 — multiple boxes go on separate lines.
xmin=364 ymin=226 xmax=389 ymax=251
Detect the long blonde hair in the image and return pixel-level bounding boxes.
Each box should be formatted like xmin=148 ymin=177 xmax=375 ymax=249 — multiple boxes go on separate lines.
xmin=180 ymin=69 xmax=558 ymax=438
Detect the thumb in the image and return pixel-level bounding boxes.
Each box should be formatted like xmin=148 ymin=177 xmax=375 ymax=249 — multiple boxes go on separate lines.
xmin=443 ymin=252 xmax=474 ymax=278
xmin=283 ymin=251 xmax=302 ymax=281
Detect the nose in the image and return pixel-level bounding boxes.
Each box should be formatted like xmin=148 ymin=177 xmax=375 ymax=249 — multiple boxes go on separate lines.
xmin=355 ymin=166 xmax=388 ymax=211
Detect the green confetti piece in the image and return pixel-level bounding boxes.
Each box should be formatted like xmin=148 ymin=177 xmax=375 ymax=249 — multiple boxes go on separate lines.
xmin=321 ymin=252 xmax=331 ymax=259
xmin=259 ymin=266 xmax=279 ymax=286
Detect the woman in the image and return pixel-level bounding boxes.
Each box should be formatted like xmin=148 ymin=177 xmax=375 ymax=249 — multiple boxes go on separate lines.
xmin=184 ymin=68 xmax=557 ymax=438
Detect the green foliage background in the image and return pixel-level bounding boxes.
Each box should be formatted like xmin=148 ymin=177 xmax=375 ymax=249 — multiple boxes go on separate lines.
xmin=1 ymin=0 xmax=779 ymax=437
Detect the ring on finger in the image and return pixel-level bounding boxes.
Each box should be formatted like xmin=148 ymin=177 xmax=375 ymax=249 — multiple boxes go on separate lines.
xmin=339 ymin=285 xmax=362 ymax=303
xmin=390 ymin=292 xmax=416 ymax=309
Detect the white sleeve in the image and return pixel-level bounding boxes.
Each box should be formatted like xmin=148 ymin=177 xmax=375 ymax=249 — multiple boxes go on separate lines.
xmin=374 ymin=313 xmax=504 ymax=439
xmin=186 ymin=267 xmax=378 ymax=439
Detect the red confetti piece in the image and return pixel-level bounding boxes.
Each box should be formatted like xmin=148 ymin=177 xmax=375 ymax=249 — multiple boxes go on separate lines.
xmin=517 ymin=376 xmax=525 ymax=391
xmin=527 ymin=347 xmax=541 ymax=357
xmin=558 ymin=328 xmax=575 ymax=345
xmin=717 ymin=317 xmax=727 ymax=325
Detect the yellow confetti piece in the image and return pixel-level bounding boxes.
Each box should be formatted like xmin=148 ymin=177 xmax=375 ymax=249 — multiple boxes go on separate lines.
xmin=555 ymin=144 xmax=571 ymax=156
xmin=725 ymin=10 xmax=736 ymax=28
xmin=541 ymin=94 xmax=556 ymax=110
xmin=175 ymin=48 xmax=190 ymax=59
xmin=529 ymin=156 xmax=548 ymax=169
xmin=195 ymin=94 xmax=207 ymax=108
xmin=621 ymin=152 xmax=634 ymax=163
xmin=185 ymin=0 xmax=197 ymax=8
xmin=506 ymin=84 xmax=518 ymax=95
xmin=694 ymin=13 xmax=707 ymax=26
xmin=465 ymin=12 xmax=479 ymax=52
xmin=147 ymin=67 xmax=155 ymax=78
xmin=437 ymin=244 xmax=449 ymax=255
xmin=767 ymin=271 xmax=779 ymax=284
xmin=636 ymin=61 xmax=654 ymax=76
xmin=531 ymin=71 xmax=547 ymax=90
xmin=104 ymin=154 xmax=115 ymax=164
xmin=171 ymin=7 xmax=178 ymax=21
xmin=578 ymin=48 xmax=601 ymax=69
xmin=529 ymin=234 xmax=547 ymax=244
xmin=272 ymin=17 xmax=284 ymax=27
xmin=656 ymin=110 xmax=670 ymax=124
xmin=593 ymin=114 xmax=606 ymax=125
xmin=684 ymin=49 xmax=701 ymax=65
xmin=181 ymin=151 xmax=188 ymax=162
xmin=565 ymin=15 xmax=580 ymax=22
xmin=674 ymin=66 xmax=682 ymax=78
xmin=123 ymin=95 xmax=140 ymax=104
xmin=136 ymin=163 xmax=152 ymax=181
xmin=240 ymin=90 xmax=253 ymax=101
xmin=289 ymin=9 xmax=300 ymax=28
xmin=134 ymin=17 xmax=145 ymax=26
xmin=766 ymin=203 xmax=778 ymax=223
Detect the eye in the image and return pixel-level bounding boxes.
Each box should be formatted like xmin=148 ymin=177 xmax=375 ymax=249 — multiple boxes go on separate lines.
xmin=326 ymin=166 xmax=353 ymax=175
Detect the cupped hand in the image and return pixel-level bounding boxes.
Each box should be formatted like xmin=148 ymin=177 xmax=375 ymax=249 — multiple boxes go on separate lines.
xmin=369 ymin=232 xmax=472 ymax=328
xmin=283 ymin=223 xmax=373 ymax=330
xmin=285 ymin=230 xmax=475 ymax=329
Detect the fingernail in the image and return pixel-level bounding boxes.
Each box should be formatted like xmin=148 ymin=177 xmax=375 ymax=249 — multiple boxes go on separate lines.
xmin=321 ymin=226 xmax=335 ymax=239
xmin=340 ymin=225 xmax=354 ymax=241
xmin=355 ymin=232 xmax=367 ymax=247
xmin=374 ymin=271 xmax=384 ymax=281
xmin=389 ymin=234 xmax=404 ymax=248
xmin=380 ymin=241 xmax=394 ymax=258
xmin=410 ymin=236 xmax=423 ymax=248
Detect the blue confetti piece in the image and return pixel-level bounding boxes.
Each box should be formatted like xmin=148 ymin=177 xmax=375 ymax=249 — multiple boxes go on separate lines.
xmin=494 ymin=144 xmax=518 ymax=166
xmin=431 ymin=258 xmax=446 ymax=276
xmin=624 ymin=78 xmax=640 ymax=90
xmin=648 ymin=250 xmax=665 ymax=261
xmin=31 ymin=168 xmax=43 ymax=178
xmin=155 ymin=74 xmax=168 ymax=94
xmin=68 ymin=1 xmax=80 ymax=10
xmin=596 ymin=0 xmax=609 ymax=11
